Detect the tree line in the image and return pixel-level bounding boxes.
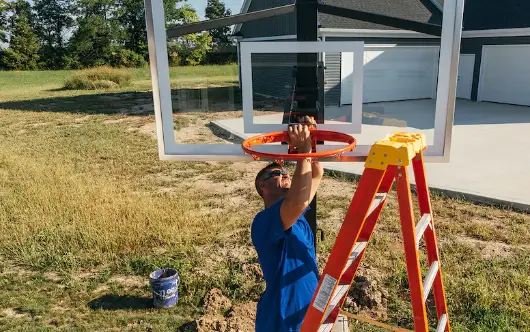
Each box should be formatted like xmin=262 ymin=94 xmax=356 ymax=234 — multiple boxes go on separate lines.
xmin=0 ymin=0 xmax=235 ymax=70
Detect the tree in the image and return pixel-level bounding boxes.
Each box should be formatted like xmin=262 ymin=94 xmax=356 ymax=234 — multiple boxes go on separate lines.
xmin=0 ymin=0 xmax=40 ymax=70
xmin=166 ymin=3 xmax=212 ymax=66
xmin=204 ymin=0 xmax=231 ymax=46
xmin=168 ymin=31 xmax=212 ymax=66
xmin=204 ymin=0 xmax=235 ymax=64
xmin=67 ymin=0 xmax=117 ymax=68
xmin=33 ymin=0 xmax=74 ymax=69
xmin=0 ymin=0 xmax=8 ymax=44
xmin=114 ymin=0 xmax=149 ymax=60
xmin=113 ymin=0 xmax=204 ymax=66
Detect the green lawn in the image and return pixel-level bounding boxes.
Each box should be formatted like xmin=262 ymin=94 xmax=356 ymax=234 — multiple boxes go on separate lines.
xmin=0 ymin=64 xmax=238 ymax=91
xmin=0 ymin=66 xmax=529 ymax=331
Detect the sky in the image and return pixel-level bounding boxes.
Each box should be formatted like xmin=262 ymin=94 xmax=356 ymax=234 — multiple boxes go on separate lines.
xmin=188 ymin=0 xmax=244 ymax=19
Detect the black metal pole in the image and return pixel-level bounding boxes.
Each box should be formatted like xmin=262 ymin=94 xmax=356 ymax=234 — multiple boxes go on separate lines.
xmin=296 ymin=0 xmax=319 ymax=249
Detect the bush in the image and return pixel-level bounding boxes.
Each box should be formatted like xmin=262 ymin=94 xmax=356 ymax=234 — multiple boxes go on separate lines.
xmin=109 ymin=49 xmax=147 ymax=68
xmin=63 ymin=66 xmax=132 ymax=90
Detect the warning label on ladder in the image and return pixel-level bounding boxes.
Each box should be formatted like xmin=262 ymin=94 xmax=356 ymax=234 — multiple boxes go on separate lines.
xmin=312 ymin=274 xmax=337 ymax=312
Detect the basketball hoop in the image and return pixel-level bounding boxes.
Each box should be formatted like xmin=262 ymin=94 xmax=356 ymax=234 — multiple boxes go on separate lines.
xmin=242 ymin=129 xmax=356 ymax=162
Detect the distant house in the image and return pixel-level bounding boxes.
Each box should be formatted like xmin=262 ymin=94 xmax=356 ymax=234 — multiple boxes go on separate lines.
xmin=232 ymin=0 xmax=530 ymax=107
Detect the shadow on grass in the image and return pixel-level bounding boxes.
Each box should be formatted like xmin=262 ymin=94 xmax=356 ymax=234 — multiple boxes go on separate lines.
xmin=0 ymin=85 xmax=283 ymax=116
xmin=88 ymin=294 xmax=153 ymax=310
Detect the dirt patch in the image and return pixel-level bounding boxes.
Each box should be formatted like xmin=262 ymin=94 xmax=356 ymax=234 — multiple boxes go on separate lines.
xmin=74 ymin=115 xmax=92 ymax=122
xmin=179 ymin=289 xmax=256 ymax=332
xmin=453 ymin=236 xmax=529 ymax=259
xmin=344 ymin=269 xmax=389 ymax=319
xmin=43 ymin=272 xmax=62 ymax=283
xmin=27 ymin=122 xmax=50 ymax=127
xmin=0 ymin=263 xmax=38 ymax=278
xmin=73 ymin=271 xmax=95 ymax=281
xmin=0 ymin=308 xmax=28 ymax=319
xmin=318 ymin=177 xmax=357 ymax=200
xmin=93 ymin=285 xmax=110 ymax=294
xmin=103 ymin=118 xmax=136 ymax=124
xmin=51 ymin=305 xmax=70 ymax=313
xmin=128 ymin=122 xmax=157 ymax=139
xmin=204 ymin=288 xmax=232 ymax=315
xmin=108 ymin=275 xmax=146 ymax=289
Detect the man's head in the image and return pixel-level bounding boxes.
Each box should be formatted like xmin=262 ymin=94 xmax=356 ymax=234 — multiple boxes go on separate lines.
xmin=255 ymin=162 xmax=291 ymax=202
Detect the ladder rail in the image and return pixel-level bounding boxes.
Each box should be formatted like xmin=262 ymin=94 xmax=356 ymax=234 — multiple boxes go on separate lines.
xmin=412 ymin=153 xmax=451 ymax=331
xmin=320 ymin=166 xmax=398 ymax=329
xmin=395 ymin=165 xmax=430 ymax=332
xmin=300 ymin=167 xmax=387 ymax=330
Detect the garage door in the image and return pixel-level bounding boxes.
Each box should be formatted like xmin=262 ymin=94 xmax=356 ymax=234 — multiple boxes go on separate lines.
xmin=341 ymin=46 xmax=440 ymax=104
xmin=478 ymin=45 xmax=530 ymax=106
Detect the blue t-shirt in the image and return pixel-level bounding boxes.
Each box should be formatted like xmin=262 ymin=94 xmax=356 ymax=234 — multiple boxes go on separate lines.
xmin=251 ymin=198 xmax=319 ymax=332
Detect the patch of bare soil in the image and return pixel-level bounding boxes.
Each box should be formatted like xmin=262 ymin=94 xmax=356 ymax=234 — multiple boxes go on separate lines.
xmin=74 ymin=115 xmax=92 ymax=122
xmin=204 ymin=288 xmax=232 ymax=314
xmin=103 ymin=117 xmax=140 ymax=124
xmin=94 ymin=285 xmax=110 ymax=293
xmin=128 ymin=122 xmax=157 ymax=139
xmin=195 ymin=244 xmax=260 ymax=281
xmin=453 ymin=235 xmax=530 ymax=259
xmin=27 ymin=122 xmax=51 ymax=127
xmin=344 ymin=268 xmax=389 ymax=319
xmin=0 ymin=308 xmax=28 ymax=319
xmin=108 ymin=275 xmax=146 ymax=289
xmin=43 ymin=272 xmax=62 ymax=283
xmin=318 ymin=177 xmax=357 ymax=200
xmin=0 ymin=263 xmax=38 ymax=278
xmin=51 ymin=305 xmax=70 ymax=313
xmin=179 ymin=289 xmax=256 ymax=332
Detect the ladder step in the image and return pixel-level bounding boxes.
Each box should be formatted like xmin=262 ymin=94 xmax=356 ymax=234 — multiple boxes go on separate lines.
xmin=316 ymin=241 xmax=369 ymax=331
xmin=322 ymin=284 xmax=349 ymax=321
xmin=368 ymin=193 xmax=387 ymax=216
xmin=318 ymin=322 xmax=334 ymax=332
xmin=423 ymin=261 xmax=440 ymax=302
xmin=342 ymin=241 xmax=368 ymax=274
xmin=415 ymin=213 xmax=432 ymax=248
xmin=436 ymin=313 xmax=448 ymax=332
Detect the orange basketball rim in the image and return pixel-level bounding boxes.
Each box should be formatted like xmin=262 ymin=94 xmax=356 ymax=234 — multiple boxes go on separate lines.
xmin=242 ymin=129 xmax=357 ymax=161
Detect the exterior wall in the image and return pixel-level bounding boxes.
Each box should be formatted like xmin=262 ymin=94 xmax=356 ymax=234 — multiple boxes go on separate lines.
xmin=239 ymin=38 xmax=297 ymax=99
xmin=239 ymin=33 xmax=530 ymax=106
xmin=324 ymin=52 xmax=341 ymax=106
xmin=460 ymin=36 xmax=530 ymax=101
xmin=249 ymin=51 xmax=297 ymax=99
xmin=323 ymin=36 xmax=441 ymax=106
xmin=239 ymin=0 xmax=295 ymax=38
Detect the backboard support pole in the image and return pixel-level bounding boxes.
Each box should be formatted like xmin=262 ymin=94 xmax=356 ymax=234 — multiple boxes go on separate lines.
xmin=292 ymin=0 xmax=320 ymax=250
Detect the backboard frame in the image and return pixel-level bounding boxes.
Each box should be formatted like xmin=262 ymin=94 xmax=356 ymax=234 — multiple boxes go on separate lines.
xmin=145 ymin=0 xmax=465 ymax=162
xmin=240 ymin=41 xmax=364 ymax=134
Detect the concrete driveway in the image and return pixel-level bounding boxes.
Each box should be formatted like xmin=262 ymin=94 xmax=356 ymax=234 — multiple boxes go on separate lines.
xmin=213 ymin=99 xmax=530 ymax=211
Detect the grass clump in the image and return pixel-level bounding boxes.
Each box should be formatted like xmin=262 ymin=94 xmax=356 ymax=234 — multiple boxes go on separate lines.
xmin=64 ymin=66 xmax=132 ymax=90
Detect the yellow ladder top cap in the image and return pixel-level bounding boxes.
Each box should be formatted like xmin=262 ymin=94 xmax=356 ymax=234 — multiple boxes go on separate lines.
xmin=365 ymin=132 xmax=427 ymax=170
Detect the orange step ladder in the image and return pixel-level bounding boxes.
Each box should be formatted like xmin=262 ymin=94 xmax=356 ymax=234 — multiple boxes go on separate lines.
xmin=300 ymin=132 xmax=451 ymax=332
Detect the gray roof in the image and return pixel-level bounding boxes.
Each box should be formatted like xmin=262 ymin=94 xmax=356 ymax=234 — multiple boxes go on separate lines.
xmin=462 ymin=0 xmax=530 ymax=30
xmin=318 ymin=0 xmax=442 ymax=30
xmin=234 ymin=0 xmax=443 ymax=36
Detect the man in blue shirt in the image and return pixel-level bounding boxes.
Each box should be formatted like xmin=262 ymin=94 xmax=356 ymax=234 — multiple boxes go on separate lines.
xmin=251 ymin=120 xmax=324 ymax=331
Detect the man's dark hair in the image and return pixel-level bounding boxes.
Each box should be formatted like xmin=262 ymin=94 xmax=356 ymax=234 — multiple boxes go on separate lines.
xmin=255 ymin=162 xmax=283 ymax=197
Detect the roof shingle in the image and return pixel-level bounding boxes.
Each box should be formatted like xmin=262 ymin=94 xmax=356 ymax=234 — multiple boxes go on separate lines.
xmin=317 ymin=0 xmax=442 ymax=30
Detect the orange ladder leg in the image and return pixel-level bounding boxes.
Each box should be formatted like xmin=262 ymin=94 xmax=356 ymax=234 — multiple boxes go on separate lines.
xmin=412 ymin=152 xmax=451 ymax=332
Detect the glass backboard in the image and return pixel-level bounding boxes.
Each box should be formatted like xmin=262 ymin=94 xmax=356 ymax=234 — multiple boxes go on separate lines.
xmin=145 ymin=0 xmax=465 ymax=162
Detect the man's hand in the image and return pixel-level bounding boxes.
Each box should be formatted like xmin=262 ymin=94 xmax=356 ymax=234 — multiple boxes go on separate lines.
xmin=288 ymin=124 xmax=312 ymax=153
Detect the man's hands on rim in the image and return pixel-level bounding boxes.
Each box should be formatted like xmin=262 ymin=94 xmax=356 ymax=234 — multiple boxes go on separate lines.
xmin=288 ymin=115 xmax=316 ymax=154
xmin=288 ymin=124 xmax=312 ymax=154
